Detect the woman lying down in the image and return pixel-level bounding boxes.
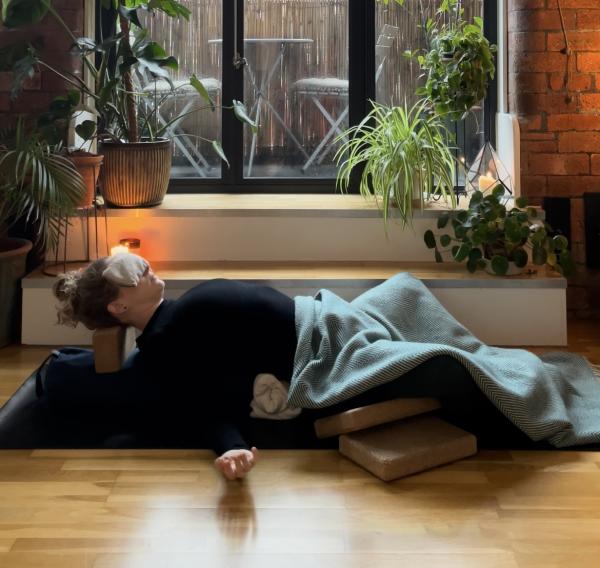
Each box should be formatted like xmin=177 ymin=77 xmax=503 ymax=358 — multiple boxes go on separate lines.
xmin=52 ymin=253 xmax=600 ymax=480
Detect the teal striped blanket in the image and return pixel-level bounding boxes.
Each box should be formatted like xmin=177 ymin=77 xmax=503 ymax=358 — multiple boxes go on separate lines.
xmin=289 ymin=273 xmax=600 ymax=447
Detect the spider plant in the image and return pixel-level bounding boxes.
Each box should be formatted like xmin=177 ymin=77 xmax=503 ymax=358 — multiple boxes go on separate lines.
xmin=335 ymin=100 xmax=456 ymax=231
xmin=0 ymin=119 xmax=85 ymax=252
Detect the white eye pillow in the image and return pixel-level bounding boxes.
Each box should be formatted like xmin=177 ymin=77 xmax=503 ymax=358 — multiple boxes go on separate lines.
xmin=102 ymin=253 xmax=149 ymax=287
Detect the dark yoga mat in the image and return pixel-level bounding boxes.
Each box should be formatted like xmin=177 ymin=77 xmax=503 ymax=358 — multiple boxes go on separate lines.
xmin=1 ymin=366 xmax=599 ymax=452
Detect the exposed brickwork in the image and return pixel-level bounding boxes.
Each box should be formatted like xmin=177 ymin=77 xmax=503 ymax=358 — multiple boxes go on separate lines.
xmin=0 ymin=2 xmax=85 ymax=122
xmin=509 ymin=0 xmax=600 ymax=317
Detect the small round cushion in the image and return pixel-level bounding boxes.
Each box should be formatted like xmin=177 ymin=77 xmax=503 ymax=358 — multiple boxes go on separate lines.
xmin=294 ymin=77 xmax=349 ymax=95
xmin=143 ymin=77 xmax=221 ymax=95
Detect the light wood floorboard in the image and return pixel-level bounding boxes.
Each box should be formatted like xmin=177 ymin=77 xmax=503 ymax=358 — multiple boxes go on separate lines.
xmin=0 ymin=320 xmax=598 ymax=567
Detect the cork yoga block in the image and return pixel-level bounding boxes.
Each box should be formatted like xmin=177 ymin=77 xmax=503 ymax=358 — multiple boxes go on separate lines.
xmin=92 ymin=326 xmax=137 ymax=373
xmin=314 ymin=397 xmax=442 ymax=439
xmin=339 ymin=415 xmax=477 ymax=482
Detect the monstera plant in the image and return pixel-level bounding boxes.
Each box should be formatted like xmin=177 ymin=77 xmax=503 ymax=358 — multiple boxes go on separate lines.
xmin=2 ymin=0 xmax=256 ymax=207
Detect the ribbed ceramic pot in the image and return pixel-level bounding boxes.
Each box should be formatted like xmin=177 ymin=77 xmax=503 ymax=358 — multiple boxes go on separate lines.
xmin=99 ymin=138 xmax=172 ymax=207
xmin=0 ymin=238 xmax=32 ymax=348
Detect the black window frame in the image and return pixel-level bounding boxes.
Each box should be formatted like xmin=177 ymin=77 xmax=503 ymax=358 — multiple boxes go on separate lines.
xmin=98 ymin=0 xmax=498 ymax=195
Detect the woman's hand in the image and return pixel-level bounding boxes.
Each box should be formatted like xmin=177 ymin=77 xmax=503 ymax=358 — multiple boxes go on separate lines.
xmin=214 ymin=447 xmax=259 ymax=480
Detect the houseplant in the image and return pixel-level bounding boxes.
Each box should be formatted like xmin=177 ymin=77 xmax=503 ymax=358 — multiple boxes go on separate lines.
xmin=423 ymin=186 xmax=576 ymax=276
xmin=414 ymin=0 xmax=497 ymax=121
xmin=0 ymin=119 xmax=85 ymax=346
xmin=335 ymin=100 xmax=456 ymax=230
xmin=3 ymin=0 xmax=256 ymax=207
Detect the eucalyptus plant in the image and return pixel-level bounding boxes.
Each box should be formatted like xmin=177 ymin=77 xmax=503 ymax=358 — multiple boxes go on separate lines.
xmin=424 ymin=186 xmax=575 ymax=276
xmin=2 ymin=0 xmax=256 ymax=154
xmin=0 ymin=119 xmax=85 ymax=251
xmin=335 ymin=100 xmax=456 ymax=230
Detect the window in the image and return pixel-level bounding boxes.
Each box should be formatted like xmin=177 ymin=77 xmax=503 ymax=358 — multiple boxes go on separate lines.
xmin=110 ymin=0 xmax=497 ymax=193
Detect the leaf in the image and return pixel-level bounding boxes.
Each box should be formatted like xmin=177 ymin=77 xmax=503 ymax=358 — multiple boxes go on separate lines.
xmin=211 ymin=140 xmax=229 ymax=168
xmin=532 ymin=246 xmax=548 ymax=265
xmin=434 ymin=249 xmax=443 ymax=263
xmin=190 ymin=74 xmax=215 ymax=111
xmin=454 ymin=243 xmax=471 ymax=262
xmin=118 ymin=5 xmax=143 ymax=29
xmin=71 ymin=37 xmax=98 ymax=55
xmin=437 ymin=213 xmax=449 ymax=229
xmin=512 ymin=247 xmax=528 ymax=268
xmin=232 ymin=100 xmax=258 ymax=133
xmin=553 ymin=234 xmax=568 ymax=251
xmin=515 ymin=196 xmax=528 ymax=208
xmin=2 ymin=0 xmax=49 ymax=28
xmin=440 ymin=234 xmax=451 ymax=247
xmin=75 ymin=120 xmax=97 ymax=142
xmin=147 ymin=0 xmax=191 ymax=20
xmin=491 ymin=255 xmax=509 ymax=275
xmin=424 ymin=229 xmax=436 ymax=249
xmin=9 ymin=50 xmax=37 ymax=100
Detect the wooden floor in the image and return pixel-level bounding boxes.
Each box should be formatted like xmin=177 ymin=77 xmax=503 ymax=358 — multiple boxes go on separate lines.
xmin=0 ymin=320 xmax=599 ymax=568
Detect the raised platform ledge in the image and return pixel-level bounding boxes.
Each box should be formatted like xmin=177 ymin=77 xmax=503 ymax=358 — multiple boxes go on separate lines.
xmin=22 ymin=261 xmax=567 ymax=347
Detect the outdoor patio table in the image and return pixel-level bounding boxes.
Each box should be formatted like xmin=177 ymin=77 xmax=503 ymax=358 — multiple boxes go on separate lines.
xmin=209 ymin=37 xmax=313 ymax=176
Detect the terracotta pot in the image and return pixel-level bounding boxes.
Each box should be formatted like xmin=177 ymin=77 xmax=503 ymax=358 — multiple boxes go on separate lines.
xmin=0 ymin=238 xmax=33 ymax=347
xmin=70 ymin=152 xmax=103 ymax=208
xmin=99 ymin=138 xmax=172 ymax=208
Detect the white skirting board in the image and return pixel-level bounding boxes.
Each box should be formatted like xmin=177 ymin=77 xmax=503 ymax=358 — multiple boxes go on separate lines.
xmin=22 ymin=281 xmax=567 ymax=347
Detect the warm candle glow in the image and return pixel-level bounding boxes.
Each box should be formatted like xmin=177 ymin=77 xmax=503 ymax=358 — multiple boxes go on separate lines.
xmin=478 ymin=171 xmax=497 ymax=192
xmin=110 ymin=244 xmax=129 ymax=256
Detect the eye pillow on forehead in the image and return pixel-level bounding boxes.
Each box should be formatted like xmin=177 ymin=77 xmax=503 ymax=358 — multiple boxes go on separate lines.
xmin=102 ymin=253 xmax=149 ymax=287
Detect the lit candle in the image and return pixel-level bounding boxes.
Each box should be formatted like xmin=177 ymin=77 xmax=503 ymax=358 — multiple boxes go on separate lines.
xmin=478 ymin=172 xmax=498 ymax=192
xmin=110 ymin=244 xmax=129 ymax=256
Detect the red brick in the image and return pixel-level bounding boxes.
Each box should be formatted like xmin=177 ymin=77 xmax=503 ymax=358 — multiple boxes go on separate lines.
xmin=558 ymin=131 xmax=600 ymax=153
xmin=577 ymin=53 xmax=600 ymax=73
xmin=511 ymin=52 xmax=568 ymax=73
xmin=518 ymin=115 xmax=543 ymax=131
xmin=549 ymin=73 xmax=592 ymax=92
xmin=9 ymin=91 xmax=55 ymax=113
xmin=580 ymin=93 xmax=600 ymax=112
xmin=547 ymin=175 xmax=600 ymax=196
xmin=549 ymin=31 xmax=600 ymax=52
xmin=567 ymin=286 xmax=590 ymax=310
xmin=510 ymin=72 xmax=547 ymax=93
xmin=0 ymin=96 xmax=9 ymax=112
xmin=511 ymin=92 xmax=579 ymax=114
xmin=592 ymin=154 xmax=600 ymax=175
xmin=508 ymin=10 xmax=577 ymax=32
xmin=0 ymin=71 xmax=41 ymax=92
xmin=529 ymin=153 xmax=589 ymax=175
xmin=521 ymin=175 xmax=547 ymax=197
xmin=578 ymin=10 xmax=600 ymax=29
xmin=508 ymin=0 xmax=546 ymax=9
xmin=548 ymin=114 xmax=600 ymax=131
xmin=553 ymin=0 xmax=600 ymax=8
xmin=522 ymin=140 xmax=558 ymax=153
xmin=509 ymin=32 xmax=546 ymax=52
xmin=521 ymin=132 xmax=556 ymax=140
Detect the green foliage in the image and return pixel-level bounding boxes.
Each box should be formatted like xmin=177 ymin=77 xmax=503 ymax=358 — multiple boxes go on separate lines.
xmin=423 ymin=191 xmax=576 ymax=277
xmin=335 ymin=100 xmax=456 ymax=231
xmin=2 ymin=0 xmax=256 ymax=160
xmin=411 ymin=0 xmax=497 ymax=121
xmin=0 ymin=119 xmax=85 ymax=251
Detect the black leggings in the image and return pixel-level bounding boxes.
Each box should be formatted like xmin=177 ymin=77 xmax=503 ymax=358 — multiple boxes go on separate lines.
xmin=309 ymin=355 xmax=535 ymax=447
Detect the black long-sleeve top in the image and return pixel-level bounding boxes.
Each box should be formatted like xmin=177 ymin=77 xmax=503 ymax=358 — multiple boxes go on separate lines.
xmin=135 ymin=279 xmax=298 ymax=455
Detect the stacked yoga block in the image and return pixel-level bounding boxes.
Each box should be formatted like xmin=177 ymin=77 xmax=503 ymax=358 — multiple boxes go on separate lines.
xmin=93 ymin=327 xmax=478 ymax=481
xmin=314 ymin=398 xmax=478 ymax=481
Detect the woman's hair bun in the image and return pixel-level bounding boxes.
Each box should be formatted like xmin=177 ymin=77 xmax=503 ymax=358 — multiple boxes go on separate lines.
xmin=52 ymin=270 xmax=82 ymax=327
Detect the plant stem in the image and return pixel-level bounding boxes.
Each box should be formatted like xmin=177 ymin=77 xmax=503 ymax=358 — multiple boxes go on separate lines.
xmin=37 ymin=60 xmax=99 ymax=101
xmin=117 ymin=12 xmax=139 ymax=143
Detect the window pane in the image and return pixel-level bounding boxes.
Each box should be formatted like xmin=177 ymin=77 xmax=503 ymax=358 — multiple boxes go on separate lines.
xmin=375 ymin=0 xmax=486 ymax=190
xmin=243 ymin=0 xmax=349 ymax=179
xmin=144 ymin=1 xmax=223 ymax=179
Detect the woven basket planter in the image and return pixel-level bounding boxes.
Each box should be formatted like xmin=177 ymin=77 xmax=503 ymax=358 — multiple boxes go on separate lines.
xmin=99 ymin=138 xmax=172 ymax=207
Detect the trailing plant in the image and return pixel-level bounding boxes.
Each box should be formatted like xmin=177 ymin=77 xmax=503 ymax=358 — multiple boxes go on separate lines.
xmin=0 ymin=119 xmax=86 ymax=251
xmin=423 ymin=186 xmax=576 ymax=276
xmin=335 ymin=100 xmax=456 ymax=230
xmin=2 ymin=0 xmax=256 ymax=155
xmin=379 ymin=0 xmax=497 ymax=121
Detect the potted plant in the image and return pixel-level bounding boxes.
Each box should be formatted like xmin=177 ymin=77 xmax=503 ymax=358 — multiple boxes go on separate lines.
xmin=0 ymin=119 xmax=85 ymax=346
xmin=423 ymin=187 xmax=576 ymax=276
xmin=335 ymin=100 xmax=456 ymax=229
xmin=413 ymin=0 xmax=497 ymax=121
xmin=3 ymin=0 xmax=256 ymax=207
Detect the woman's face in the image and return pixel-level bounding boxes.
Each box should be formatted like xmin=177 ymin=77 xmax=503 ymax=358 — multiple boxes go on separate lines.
xmin=115 ymin=262 xmax=165 ymax=309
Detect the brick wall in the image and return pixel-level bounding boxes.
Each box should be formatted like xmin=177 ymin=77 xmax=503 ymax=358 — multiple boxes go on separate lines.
xmin=508 ymin=0 xmax=600 ymax=318
xmin=0 ymin=1 xmax=85 ymax=119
